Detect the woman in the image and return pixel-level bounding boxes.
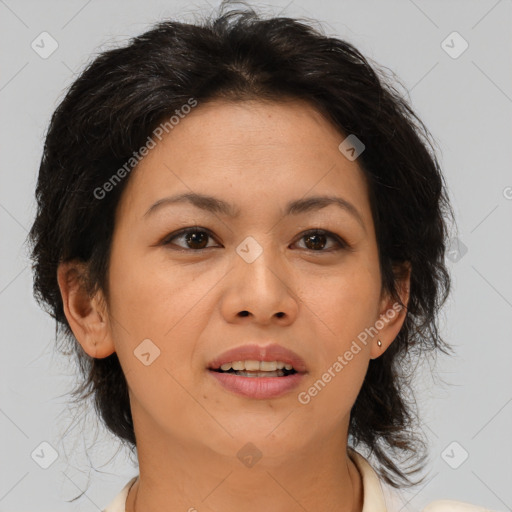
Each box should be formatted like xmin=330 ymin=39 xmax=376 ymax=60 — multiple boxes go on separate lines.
xmin=27 ymin=3 xmax=494 ymax=511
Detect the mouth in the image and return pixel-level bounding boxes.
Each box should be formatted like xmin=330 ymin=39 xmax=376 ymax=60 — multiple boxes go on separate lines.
xmin=207 ymin=342 xmax=307 ymax=374
xmin=206 ymin=343 xmax=307 ymax=399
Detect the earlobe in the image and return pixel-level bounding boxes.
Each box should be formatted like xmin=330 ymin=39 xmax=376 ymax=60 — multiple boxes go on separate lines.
xmin=370 ymin=262 xmax=411 ymax=360
xmin=56 ymin=260 xmax=115 ymax=359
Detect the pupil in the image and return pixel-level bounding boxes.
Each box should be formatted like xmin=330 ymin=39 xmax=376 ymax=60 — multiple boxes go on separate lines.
xmin=186 ymin=231 xmax=208 ymax=249
xmin=305 ymin=233 xmax=326 ymax=250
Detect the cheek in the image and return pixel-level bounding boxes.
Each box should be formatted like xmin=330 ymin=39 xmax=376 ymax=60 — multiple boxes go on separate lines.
xmin=108 ymin=246 xmax=197 ymax=334
xmin=297 ymin=351 xmax=368 ymax=430
xmin=107 ymin=249 xmax=217 ymax=379
xmin=297 ymin=269 xmax=375 ymax=418
xmin=304 ymin=258 xmax=380 ymax=339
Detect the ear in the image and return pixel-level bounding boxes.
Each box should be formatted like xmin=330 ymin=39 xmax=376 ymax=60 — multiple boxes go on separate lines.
xmin=56 ymin=260 xmax=115 ymax=359
xmin=370 ymin=261 xmax=411 ymax=360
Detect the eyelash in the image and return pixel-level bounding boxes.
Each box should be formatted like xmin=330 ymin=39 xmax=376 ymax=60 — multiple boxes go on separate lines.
xmin=161 ymin=226 xmax=349 ymax=253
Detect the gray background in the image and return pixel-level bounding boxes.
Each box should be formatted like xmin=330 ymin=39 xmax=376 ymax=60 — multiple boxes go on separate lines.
xmin=1 ymin=0 xmax=511 ymax=511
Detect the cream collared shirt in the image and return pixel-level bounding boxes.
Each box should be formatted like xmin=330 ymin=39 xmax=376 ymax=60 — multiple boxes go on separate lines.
xmin=103 ymin=449 xmax=498 ymax=512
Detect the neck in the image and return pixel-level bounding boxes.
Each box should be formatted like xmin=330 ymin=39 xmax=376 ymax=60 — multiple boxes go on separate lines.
xmin=124 ymin=409 xmax=363 ymax=512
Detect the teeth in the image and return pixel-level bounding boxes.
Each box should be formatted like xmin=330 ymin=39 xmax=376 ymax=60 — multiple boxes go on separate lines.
xmin=235 ymin=370 xmax=285 ymax=377
xmin=245 ymin=360 xmax=261 ymax=371
xmin=218 ymin=360 xmax=295 ymax=372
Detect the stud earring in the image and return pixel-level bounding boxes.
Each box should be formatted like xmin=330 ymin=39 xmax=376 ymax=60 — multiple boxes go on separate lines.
xmin=377 ymin=339 xmax=382 ymax=347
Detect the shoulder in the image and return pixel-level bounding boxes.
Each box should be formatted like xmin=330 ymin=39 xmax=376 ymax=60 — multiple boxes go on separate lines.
xmin=347 ymin=448 xmax=496 ymax=512
xmin=103 ymin=476 xmax=138 ymax=512
xmin=382 ymin=487 xmax=496 ymax=512
xmin=422 ymin=499 xmax=499 ymax=511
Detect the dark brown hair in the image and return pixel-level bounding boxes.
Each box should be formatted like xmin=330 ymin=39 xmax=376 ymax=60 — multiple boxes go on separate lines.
xmin=27 ymin=1 xmax=454 ymax=489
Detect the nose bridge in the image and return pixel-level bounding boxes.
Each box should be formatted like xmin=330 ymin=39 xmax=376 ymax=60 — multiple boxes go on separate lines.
xmin=235 ymin=234 xmax=283 ymax=291
xmin=222 ymin=234 xmax=298 ymax=322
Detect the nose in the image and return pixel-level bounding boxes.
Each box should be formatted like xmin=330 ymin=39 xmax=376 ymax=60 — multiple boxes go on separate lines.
xmin=219 ymin=241 xmax=299 ymax=326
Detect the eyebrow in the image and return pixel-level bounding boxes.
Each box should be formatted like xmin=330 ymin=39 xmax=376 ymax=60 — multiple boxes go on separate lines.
xmin=143 ymin=192 xmax=366 ymax=230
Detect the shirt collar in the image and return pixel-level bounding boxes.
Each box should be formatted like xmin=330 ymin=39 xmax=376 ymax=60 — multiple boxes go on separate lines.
xmin=348 ymin=447 xmax=389 ymax=512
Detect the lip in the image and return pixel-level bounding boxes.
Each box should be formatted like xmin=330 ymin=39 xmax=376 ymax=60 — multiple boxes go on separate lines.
xmin=207 ymin=343 xmax=307 ymax=373
xmin=207 ymin=343 xmax=307 ymax=400
xmin=208 ymin=370 xmax=306 ymax=399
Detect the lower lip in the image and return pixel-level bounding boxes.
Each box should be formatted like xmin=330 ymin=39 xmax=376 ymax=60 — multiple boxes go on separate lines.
xmin=208 ymin=370 xmax=306 ymax=399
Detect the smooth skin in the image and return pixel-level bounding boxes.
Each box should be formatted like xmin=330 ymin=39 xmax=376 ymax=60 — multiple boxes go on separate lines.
xmin=57 ymin=98 xmax=410 ymax=512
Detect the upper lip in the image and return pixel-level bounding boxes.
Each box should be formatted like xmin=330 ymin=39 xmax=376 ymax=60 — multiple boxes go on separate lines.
xmin=208 ymin=343 xmax=307 ymax=373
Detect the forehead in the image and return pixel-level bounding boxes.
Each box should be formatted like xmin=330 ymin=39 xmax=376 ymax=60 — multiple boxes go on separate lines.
xmin=116 ymin=98 xmax=371 ymax=225
xmin=167 ymin=98 xmax=345 ymax=156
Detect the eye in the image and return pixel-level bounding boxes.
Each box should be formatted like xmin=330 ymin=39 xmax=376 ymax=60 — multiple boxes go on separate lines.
xmin=161 ymin=227 xmax=349 ymax=252
xmin=161 ymin=227 xmax=219 ymax=251
xmin=293 ymin=229 xmax=348 ymax=252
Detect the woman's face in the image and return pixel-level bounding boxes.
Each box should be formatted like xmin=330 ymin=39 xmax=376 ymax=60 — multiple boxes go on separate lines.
xmin=96 ymin=99 xmax=407 ymax=458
